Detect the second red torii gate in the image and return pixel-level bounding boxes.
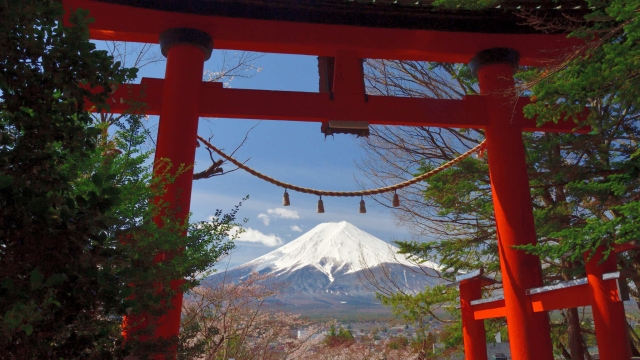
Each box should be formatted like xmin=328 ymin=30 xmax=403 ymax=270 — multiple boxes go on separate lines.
xmin=455 ymin=244 xmax=634 ymax=360
xmin=70 ymin=1 xmax=628 ymax=359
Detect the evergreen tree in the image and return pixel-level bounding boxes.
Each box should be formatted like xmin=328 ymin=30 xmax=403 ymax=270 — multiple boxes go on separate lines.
xmin=0 ymin=2 xmax=237 ymax=357
xmin=325 ymin=325 xmax=355 ymax=347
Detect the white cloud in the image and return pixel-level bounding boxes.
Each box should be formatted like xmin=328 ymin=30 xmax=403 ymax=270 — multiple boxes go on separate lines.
xmin=257 ymin=213 xmax=270 ymax=225
xmin=266 ymin=208 xmax=300 ymax=219
xmin=290 ymin=225 xmax=303 ymax=232
xmin=229 ymin=227 xmax=282 ymax=247
xmin=256 ymin=208 xmax=300 ymax=226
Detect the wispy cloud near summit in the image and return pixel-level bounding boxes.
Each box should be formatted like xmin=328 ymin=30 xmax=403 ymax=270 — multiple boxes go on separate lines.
xmin=229 ymin=227 xmax=283 ymax=247
xmin=257 ymin=207 xmax=300 ymax=225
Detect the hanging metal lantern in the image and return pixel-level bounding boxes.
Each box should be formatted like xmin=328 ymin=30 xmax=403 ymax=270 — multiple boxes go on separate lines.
xmin=392 ymin=191 xmax=400 ymax=207
xmin=317 ymin=196 xmax=325 ymax=213
xmin=282 ymin=189 xmax=290 ymax=206
xmin=359 ymin=196 xmax=366 ymax=214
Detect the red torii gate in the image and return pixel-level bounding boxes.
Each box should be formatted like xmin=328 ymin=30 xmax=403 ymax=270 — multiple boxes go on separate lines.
xmin=453 ymin=244 xmax=633 ymax=360
xmin=68 ymin=1 xmax=630 ymax=359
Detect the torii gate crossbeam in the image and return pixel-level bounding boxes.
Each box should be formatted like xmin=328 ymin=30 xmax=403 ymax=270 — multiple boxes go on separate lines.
xmin=104 ymin=77 xmax=584 ymax=132
xmin=65 ymin=0 xmax=578 ymax=65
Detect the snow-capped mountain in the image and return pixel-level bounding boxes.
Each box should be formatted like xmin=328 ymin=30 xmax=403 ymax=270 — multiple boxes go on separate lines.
xmin=206 ymin=221 xmax=441 ymax=308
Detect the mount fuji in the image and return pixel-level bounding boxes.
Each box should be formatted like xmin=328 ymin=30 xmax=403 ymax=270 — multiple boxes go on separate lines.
xmin=207 ymin=221 xmax=441 ymax=310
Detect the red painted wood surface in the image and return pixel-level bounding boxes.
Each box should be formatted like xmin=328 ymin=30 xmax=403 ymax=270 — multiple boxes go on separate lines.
xmin=460 ymin=281 xmax=488 ymax=360
xmin=151 ymin=42 xmax=206 ymax=342
xmin=481 ymin=63 xmax=554 ymax=360
xmin=63 ymin=0 xmax=581 ymax=65
xmin=102 ymin=79 xmax=588 ymax=133
xmin=332 ymin=50 xmax=365 ymax=104
xmin=473 ymin=299 xmax=507 ymax=320
xmin=121 ymin=44 xmax=207 ymax=358
xmin=471 ymin=278 xmax=624 ymax=319
xmin=585 ymin=248 xmax=631 ymax=360
xmin=529 ymin=285 xmax=591 ymax=312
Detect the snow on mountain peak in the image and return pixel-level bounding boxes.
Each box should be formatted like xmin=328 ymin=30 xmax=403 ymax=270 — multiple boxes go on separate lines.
xmin=238 ymin=221 xmax=438 ymax=282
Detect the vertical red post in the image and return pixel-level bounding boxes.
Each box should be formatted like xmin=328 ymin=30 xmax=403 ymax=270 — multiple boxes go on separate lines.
xmin=152 ymin=28 xmax=211 ymax=341
xmin=470 ymin=48 xmax=553 ymax=360
xmin=332 ymin=50 xmax=365 ymax=103
xmin=122 ymin=28 xmax=212 ymax=352
xmin=585 ymin=247 xmax=631 ymax=360
xmin=153 ymin=28 xmax=211 ymax=341
xmin=460 ymin=280 xmax=488 ymax=360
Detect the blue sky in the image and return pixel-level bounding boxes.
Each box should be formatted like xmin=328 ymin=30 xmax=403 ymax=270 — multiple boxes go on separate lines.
xmin=125 ymin=46 xmax=413 ymax=269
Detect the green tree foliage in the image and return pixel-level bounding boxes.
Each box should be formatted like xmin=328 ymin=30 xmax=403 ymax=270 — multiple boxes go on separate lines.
xmin=517 ymin=0 xmax=640 ymax=260
xmin=386 ymin=335 xmax=409 ymax=350
xmin=0 ymin=2 xmax=237 ymax=358
xmin=360 ymin=1 xmax=640 ymax=357
xmin=324 ymin=325 xmax=355 ymax=347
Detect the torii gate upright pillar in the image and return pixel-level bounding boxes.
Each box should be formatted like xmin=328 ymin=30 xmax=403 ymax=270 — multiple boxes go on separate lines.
xmin=123 ymin=28 xmax=212 ymax=345
xmin=471 ymin=48 xmax=554 ymax=360
xmin=585 ymin=247 xmax=631 ymax=360
xmin=154 ymin=28 xmax=212 ymax=340
xmin=459 ymin=277 xmax=489 ymax=360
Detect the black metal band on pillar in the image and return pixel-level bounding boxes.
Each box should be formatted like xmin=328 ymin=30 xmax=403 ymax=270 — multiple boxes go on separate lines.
xmin=159 ymin=28 xmax=214 ymax=60
xmin=468 ymin=48 xmax=520 ymax=78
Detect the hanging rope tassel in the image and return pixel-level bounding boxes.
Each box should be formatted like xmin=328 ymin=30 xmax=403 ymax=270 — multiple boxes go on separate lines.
xmin=392 ymin=191 xmax=400 ymax=207
xmin=475 ymin=142 xmax=487 ymax=159
xmin=317 ymin=196 xmax=325 ymax=213
xmin=283 ymin=189 xmax=290 ymax=206
xmin=359 ymin=196 xmax=366 ymax=214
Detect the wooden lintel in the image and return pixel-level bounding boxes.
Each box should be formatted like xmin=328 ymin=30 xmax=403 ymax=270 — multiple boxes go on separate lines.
xmin=528 ymin=276 xmax=623 ymax=312
xmin=529 ymin=283 xmax=592 ymax=312
xmin=472 ymin=299 xmax=506 ymax=320
xmin=100 ymin=78 xmax=588 ymax=133
xmin=64 ymin=0 xmax=582 ymax=65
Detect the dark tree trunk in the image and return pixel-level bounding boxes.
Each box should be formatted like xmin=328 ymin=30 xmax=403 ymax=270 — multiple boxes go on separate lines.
xmin=566 ymin=307 xmax=585 ymax=360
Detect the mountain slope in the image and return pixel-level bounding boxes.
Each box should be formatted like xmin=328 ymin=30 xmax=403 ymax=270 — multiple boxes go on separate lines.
xmin=207 ymin=221 xmax=441 ymax=308
xmin=242 ymin=221 xmax=438 ymax=277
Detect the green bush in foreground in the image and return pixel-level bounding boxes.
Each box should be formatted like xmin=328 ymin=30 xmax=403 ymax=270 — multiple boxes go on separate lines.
xmin=0 ymin=2 xmax=237 ymax=358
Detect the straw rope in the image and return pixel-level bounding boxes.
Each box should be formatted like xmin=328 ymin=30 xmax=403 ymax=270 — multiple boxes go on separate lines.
xmin=197 ymin=135 xmax=486 ymax=197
